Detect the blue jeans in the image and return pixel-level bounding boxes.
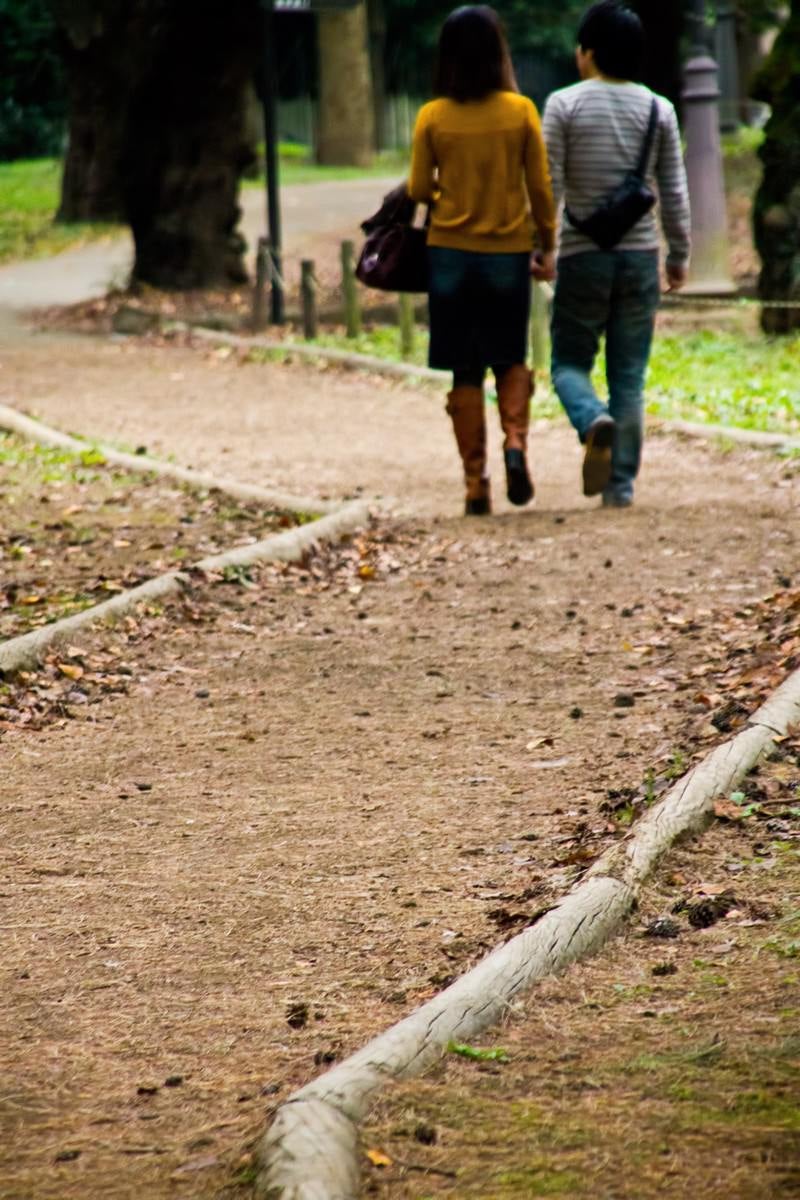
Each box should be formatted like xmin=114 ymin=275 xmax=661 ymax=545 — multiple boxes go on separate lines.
xmin=551 ymin=250 xmax=660 ymax=503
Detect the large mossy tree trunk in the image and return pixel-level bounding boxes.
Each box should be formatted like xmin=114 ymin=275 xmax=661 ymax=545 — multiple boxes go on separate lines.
xmin=752 ymin=1 xmax=800 ymax=332
xmin=317 ymin=1 xmax=374 ymax=166
xmin=52 ymin=0 xmax=260 ymax=289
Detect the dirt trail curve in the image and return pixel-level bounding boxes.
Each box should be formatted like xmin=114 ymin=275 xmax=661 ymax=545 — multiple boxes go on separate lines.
xmin=0 ymin=180 xmax=796 ymax=1200
xmin=0 ymin=306 xmax=798 ymax=1200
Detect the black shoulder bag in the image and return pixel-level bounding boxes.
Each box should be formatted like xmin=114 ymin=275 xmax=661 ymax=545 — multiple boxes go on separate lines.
xmin=565 ymin=96 xmax=659 ymax=251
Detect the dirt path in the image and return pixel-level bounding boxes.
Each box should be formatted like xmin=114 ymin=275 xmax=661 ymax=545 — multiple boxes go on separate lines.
xmin=1 ymin=326 xmax=798 ymax=1199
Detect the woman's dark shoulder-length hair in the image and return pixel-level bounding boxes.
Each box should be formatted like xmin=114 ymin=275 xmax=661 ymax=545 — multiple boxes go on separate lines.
xmin=434 ymin=6 xmax=517 ymax=103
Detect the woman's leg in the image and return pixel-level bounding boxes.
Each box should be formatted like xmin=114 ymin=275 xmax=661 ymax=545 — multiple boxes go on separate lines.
xmin=446 ymin=365 xmax=490 ymax=515
xmin=493 ymin=362 xmax=534 ymax=505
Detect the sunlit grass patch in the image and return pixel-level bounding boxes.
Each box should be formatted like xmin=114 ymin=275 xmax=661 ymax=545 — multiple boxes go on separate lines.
xmin=0 ymin=158 xmax=120 ymax=264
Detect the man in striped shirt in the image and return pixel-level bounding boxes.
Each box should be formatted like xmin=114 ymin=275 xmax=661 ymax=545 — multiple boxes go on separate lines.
xmin=542 ymin=0 xmax=691 ymax=506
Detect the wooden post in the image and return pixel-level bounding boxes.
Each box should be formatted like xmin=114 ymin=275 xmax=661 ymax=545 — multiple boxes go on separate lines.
xmin=301 ymin=260 xmax=318 ymax=340
xmin=398 ymin=293 xmax=414 ymax=360
xmin=340 ymin=240 xmax=361 ymax=338
xmin=251 ymin=237 xmax=270 ymax=331
xmin=530 ymin=281 xmax=550 ymax=376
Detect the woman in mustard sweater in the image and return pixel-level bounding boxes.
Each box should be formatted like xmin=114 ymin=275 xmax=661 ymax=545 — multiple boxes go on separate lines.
xmin=409 ymin=6 xmax=556 ymax=515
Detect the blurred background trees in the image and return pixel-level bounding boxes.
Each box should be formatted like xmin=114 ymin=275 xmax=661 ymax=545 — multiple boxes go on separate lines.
xmin=0 ymin=0 xmax=794 ymax=301
xmin=0 ymin=0 xmax=65 ymax=159
xmin=752 ymin=0 xmax=800 ymax=331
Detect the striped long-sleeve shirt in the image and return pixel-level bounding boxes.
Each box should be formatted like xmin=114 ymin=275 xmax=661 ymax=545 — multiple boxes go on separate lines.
xmin=542 ymin=79 xmax=690 ymax=267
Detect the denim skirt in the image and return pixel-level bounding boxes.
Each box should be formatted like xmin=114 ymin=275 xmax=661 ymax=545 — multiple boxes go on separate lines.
xmin=427 ymin=246 xmax=531 ymax=371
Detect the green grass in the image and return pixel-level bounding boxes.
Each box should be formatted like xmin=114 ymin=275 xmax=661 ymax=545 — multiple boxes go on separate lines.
xmin=294 ymin=323 xmax=800 ymax=436
xmin=244 ymin=143 xmax=408 ymax=187
xmin=0 ymin=158 xmax=120 ymax=264
xmin=0 ymin=149 xmax=404 ymax=264
xmin=646 ymin=329 xmax=800 ymax=435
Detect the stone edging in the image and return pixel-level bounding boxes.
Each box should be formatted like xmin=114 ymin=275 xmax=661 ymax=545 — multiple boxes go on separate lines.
xmin=0 ymin=403 xmax=342 ymax=515
xmin=254 ymin=667 xmax=800 ymax=1199
xmin=656 ymin=416 xmax=800 ymax=453
xmin=184 ymin=325 xmax=449 ymax=383
xmin=185 ymin=329 xmax=800 ymax=454
xmin=0 ymin=501 xmax=369 ymax=675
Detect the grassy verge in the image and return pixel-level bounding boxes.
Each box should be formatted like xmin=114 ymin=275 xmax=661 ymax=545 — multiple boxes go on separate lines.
xmin=363 ymin=767 xmax=800 ymax=1198
xmin=647 ymin=329 xmax=800 ymax=435
xmin=289 ymin=323 xmax=800 ymax=437
xmin=244 ymin=142 xmax=407 ymax=187
xmin=0 ymin=158 xmax=120 ymax=265
xmin=0 ymin=431 xmax=294 ymax=642
xmin=0 ymin=149 xmax=403 ymax=265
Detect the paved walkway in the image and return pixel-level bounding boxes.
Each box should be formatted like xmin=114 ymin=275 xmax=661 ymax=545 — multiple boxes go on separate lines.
xmin=0 ymin=177 xmax=396 ymax=315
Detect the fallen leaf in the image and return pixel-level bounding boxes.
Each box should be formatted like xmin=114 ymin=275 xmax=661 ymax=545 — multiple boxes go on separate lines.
xmin=713 ymin=799 xmax=745 ymax=822
xmin=170 ymin=1154 xmax=219 ymax=1176
xmin=525 ymin=736 xmax=547 ymax=751
xmin=57 ymin=663 xmax=84 ymax=681
xmin=365 ymin=1148 xmax=393 ymax=1168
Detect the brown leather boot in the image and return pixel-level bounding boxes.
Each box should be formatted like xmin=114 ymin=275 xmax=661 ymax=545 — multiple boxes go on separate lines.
xmin=445 ymin=386 xmax=490 ymax=515
xmin=497 ymin=364 xmax=534 ymax=505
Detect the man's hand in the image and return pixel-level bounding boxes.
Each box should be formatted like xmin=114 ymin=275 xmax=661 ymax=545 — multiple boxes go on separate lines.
xmin=531 ymin=250 xmax=556 ymax=283
xmin=666 ymin=262 xmax=688 ymax=292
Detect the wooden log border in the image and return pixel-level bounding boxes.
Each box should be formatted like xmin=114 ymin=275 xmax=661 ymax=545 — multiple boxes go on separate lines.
xmin=255 ymin=668 xmax=800 ymax=1200
xmin=186 ymin=329 xmax=800 ymax=454
xmin=654 ymin=416 xmax=800 ymax=453
xmin=186 ymin=325 xmax=449 ymax=383
xmin=0 ymin=404 xmax=342 ymax=516
xmin=0 ymin=500 xmax=369 ymax=675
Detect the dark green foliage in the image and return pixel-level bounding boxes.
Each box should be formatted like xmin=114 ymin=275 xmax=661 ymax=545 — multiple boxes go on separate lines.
xmin=383 ymin=0 xmax=586 ymax=99
xmin=752 ymin=0 xmax=800 ymax=332
xmin=0 ymin=0 xmax=65 ymax=158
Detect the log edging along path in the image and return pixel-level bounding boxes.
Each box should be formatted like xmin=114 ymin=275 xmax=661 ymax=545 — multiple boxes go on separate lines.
xmin=0 ymin=403 xmax=342 ymax=516
xmin=0 ymin=403 xmax=371 ymax=672
xmin=0 ymin=499 xmax=369 ymax=675
xmin=186 ymin=326 xmax=800 ymax=454
xmin=254 ymin=668 xmax=800 ymax=1200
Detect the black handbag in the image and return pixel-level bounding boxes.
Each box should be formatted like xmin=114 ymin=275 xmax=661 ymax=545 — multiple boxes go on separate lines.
xmin=356 ymin=184 xmax=429 ymax=293
xmin=565 ymin=97 xmax=659 ymax=251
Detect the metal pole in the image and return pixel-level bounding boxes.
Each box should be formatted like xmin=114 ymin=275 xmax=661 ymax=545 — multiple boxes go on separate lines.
xmin=262 ymin=2 xmax=284 ymax=324
xmin=681 ymin=0 xmax=735 ymax=294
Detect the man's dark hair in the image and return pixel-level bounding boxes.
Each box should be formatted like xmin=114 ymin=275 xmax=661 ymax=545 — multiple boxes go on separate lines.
xmin=434 ymin=6 xmax=516 ymax=103
xmin=577 ymin=1 xmax=645 ymax=81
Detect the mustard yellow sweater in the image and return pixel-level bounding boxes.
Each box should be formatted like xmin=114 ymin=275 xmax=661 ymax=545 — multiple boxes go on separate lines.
xmin=408 ymin=91 xmax=556 ymax=254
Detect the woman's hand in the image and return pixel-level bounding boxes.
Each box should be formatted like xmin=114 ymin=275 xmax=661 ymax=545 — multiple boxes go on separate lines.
xmin=530 ymin=250 xmax=556 ymax=282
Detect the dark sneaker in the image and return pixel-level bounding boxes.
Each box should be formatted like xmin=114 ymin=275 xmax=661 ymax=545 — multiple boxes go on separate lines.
xmin=504 ymin=448 xmax=534 ymax=506
xmin=602 ymin=492 xmax=633 ymax=508
xmin=465 ymin=495 xmax=491 ymax=516
xmin=582 ymin=415 xmax=616 ymax=497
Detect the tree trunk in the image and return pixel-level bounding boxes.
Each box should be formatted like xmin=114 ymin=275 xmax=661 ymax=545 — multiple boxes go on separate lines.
xmin=54 ymin=2 xmax=130 ymax=221
xmin=317 ymin=2 xmax=375 ymax=166
xmin=752 ymin=0 xmax=800 ymax=333
xmin=367 ymin=0 xmax=387 ymax=152
xmin=52 ymin=0 xmax=260 ymax=289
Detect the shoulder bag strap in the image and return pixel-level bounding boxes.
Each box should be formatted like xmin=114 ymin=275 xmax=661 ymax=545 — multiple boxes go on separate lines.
xmin=633 ymin=96 xmax=660 ymax=180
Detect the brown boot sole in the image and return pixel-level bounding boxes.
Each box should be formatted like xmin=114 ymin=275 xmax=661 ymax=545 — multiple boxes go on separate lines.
xmin=582 ymin=418 xmax=615 ymax=497
xmin=465 ymin=496 xmax=491 ymax=516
